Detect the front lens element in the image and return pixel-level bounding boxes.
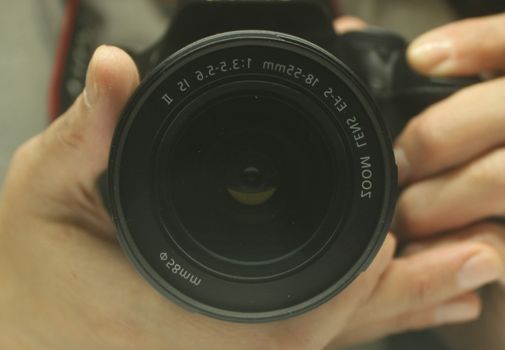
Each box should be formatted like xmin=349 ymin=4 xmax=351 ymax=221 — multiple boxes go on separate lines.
xmin=165 ymin=93 xmax=336 ymax=265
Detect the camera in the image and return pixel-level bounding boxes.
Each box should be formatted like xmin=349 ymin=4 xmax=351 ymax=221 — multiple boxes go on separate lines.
xmin=103 ymin=0 xmax=473 ymax=322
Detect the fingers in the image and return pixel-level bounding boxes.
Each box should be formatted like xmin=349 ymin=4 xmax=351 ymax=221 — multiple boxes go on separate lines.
xmin=439 ymin=283 xmax=505 ymax=350
xmin=406 ymin=222 xmax=505 ymax=350
xmin=395 ymin=147 xmax=505 ymax=237
xmin=332 ymin=292 xmax=481 ymax=349
xmin=333 ymin=16 xmax=367 ymax=34
xmin=402 ymin=222 xmax=505 ymax=286
xmin=15 ymin=46 xmax=138 ymax=194
xmin=350 ymin=238 xmax=503 ymax=326
xmin=395 ymin=77 xmax=505 ymax=184
xmin=282 ymin=234 xmax=396 ymax=350
xmin=392 ymin=292 xmax=481 ymax=332
xmin=325 ymin=230 xmax=503 ymax=349
xmin=408 ymin=13 xmax=505 ymax=76
xmin=3 ymin=46 xmax=139 ymax=227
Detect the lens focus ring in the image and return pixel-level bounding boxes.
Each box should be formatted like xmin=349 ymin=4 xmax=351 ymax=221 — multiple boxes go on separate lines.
xmin=108 ymin=30 xmax=396 ymax=322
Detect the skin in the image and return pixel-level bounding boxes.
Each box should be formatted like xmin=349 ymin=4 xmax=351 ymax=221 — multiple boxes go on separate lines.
xmin=0 ymin=16 xmax=503 ymax=350
xmin=334 ymin=14 xmax=505 ymax=349
xmin=392 ymin=12 xmax=505 ymax=350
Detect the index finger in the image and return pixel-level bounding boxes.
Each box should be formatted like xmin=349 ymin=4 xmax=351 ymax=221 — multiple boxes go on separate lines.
xmin=395 ymin=77 xmax=505 ymax=184
xmin=408 ymin=13 xmax=505 ymax=76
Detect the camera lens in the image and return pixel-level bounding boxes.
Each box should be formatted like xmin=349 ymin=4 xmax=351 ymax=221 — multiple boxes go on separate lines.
xmin=108 ymin=31 xmax=396 ymax=322
xmin=161 ymin=87 xmax=340 ymax=273
xmin=157 ymin=78 xmax=348 ymax=282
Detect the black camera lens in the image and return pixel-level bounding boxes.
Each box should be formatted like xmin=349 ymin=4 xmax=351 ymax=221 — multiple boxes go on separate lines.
xmin=108 ymin=31 xmax=396 ymax=322
xmin=159 ymin=83 xmax=345 ymax=279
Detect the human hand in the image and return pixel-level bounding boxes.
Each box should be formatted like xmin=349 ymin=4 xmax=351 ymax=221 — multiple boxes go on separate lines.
xmin=398 ymin=222 xmax=505 ymax=350
xmin=0 ymin=44 xmax=394 ymax=350
xmin=393 ymin=13 xmax=505 ymax=350
xmin=0 ymin=41 xmax=496 ymax=349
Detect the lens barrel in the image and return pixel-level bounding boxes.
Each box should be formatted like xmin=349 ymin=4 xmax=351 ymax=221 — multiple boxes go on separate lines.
xmin=108 ymin=31 xmax=396 ymax=322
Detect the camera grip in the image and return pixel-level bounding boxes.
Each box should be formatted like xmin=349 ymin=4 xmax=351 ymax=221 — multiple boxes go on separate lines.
xmin=338 ymin=28 xmax=480 ymax=138
xmin=376 ymin=74 xmax=480 ymax=138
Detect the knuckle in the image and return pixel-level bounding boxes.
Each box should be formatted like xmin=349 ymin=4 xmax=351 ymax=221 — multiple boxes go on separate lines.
xmin=52 ymin=116 xmax=86 ymax=151
xmin=1 ymin=136 xmax=45 ymax=204
xmin=470 ymin=148 xmax=505 ymax=188
xmin=10 ymin=142 xmax=31 ymax=168
xmin=9 ymin=136 xmax=40 ymax=173
xmin=396 ymin=190 xmax=427 ymax=235
xmin=407 ymin=272 xmax=434 ymax=307
xmin=406 ymin=114 xmax=445 ymax=160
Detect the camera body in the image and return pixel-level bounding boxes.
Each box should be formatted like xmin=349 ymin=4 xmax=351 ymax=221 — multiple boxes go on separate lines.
xmin=134 ymin=0 xmax=470 ymax=137
xmin=102 ymin=0 xmax=473 ymax=322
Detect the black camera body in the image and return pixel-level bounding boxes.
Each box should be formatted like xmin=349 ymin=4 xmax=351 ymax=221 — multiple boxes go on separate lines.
xmin=135 ymin=0 xmax=470 ymax=137
xmin=104 ymin=0 xmax=471 ymax=322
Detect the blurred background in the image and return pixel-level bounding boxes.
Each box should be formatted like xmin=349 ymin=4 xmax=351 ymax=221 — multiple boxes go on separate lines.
xmin=0 ymin=1 xmax=498 ymax=348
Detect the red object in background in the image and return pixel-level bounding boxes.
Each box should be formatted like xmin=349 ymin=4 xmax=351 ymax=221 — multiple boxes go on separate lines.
xmin=48 ymin=0 xmax=80 ymax=122
xmin=47 ymin=0 xmax=341 ymax=122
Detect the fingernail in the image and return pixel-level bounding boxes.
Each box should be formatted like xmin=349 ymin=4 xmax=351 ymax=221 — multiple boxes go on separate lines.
xmin=458 ymin=252 xmax=502 ymax=289
xmin=394 ymin=147 xmax=410 ymax=184
xmin=83 ymin=46 xmax=106 ymax=108
xmin=435 ymin=301 xmax=479 ymax=324
xmin=408 ymin=35 xmax=454 ymax=75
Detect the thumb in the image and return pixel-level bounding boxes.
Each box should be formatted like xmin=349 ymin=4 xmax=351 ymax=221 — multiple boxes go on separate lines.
xmin=407 ymin=13 xmax=505 ymax=76
xmin=44 ymin=45 xmax=139 ymax=186
xmin=42 ymin=46 xmax=138 ymax=192
xmin=4 ymin=46 xmax=139 ymax=219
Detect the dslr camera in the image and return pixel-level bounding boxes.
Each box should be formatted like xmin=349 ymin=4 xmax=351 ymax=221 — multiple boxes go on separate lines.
xmin=103 ymin=0 xmax=471 ymax=322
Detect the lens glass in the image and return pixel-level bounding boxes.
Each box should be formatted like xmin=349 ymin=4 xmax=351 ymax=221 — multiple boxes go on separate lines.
xmin=162 ymin=91 xmax=337 ymax=265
